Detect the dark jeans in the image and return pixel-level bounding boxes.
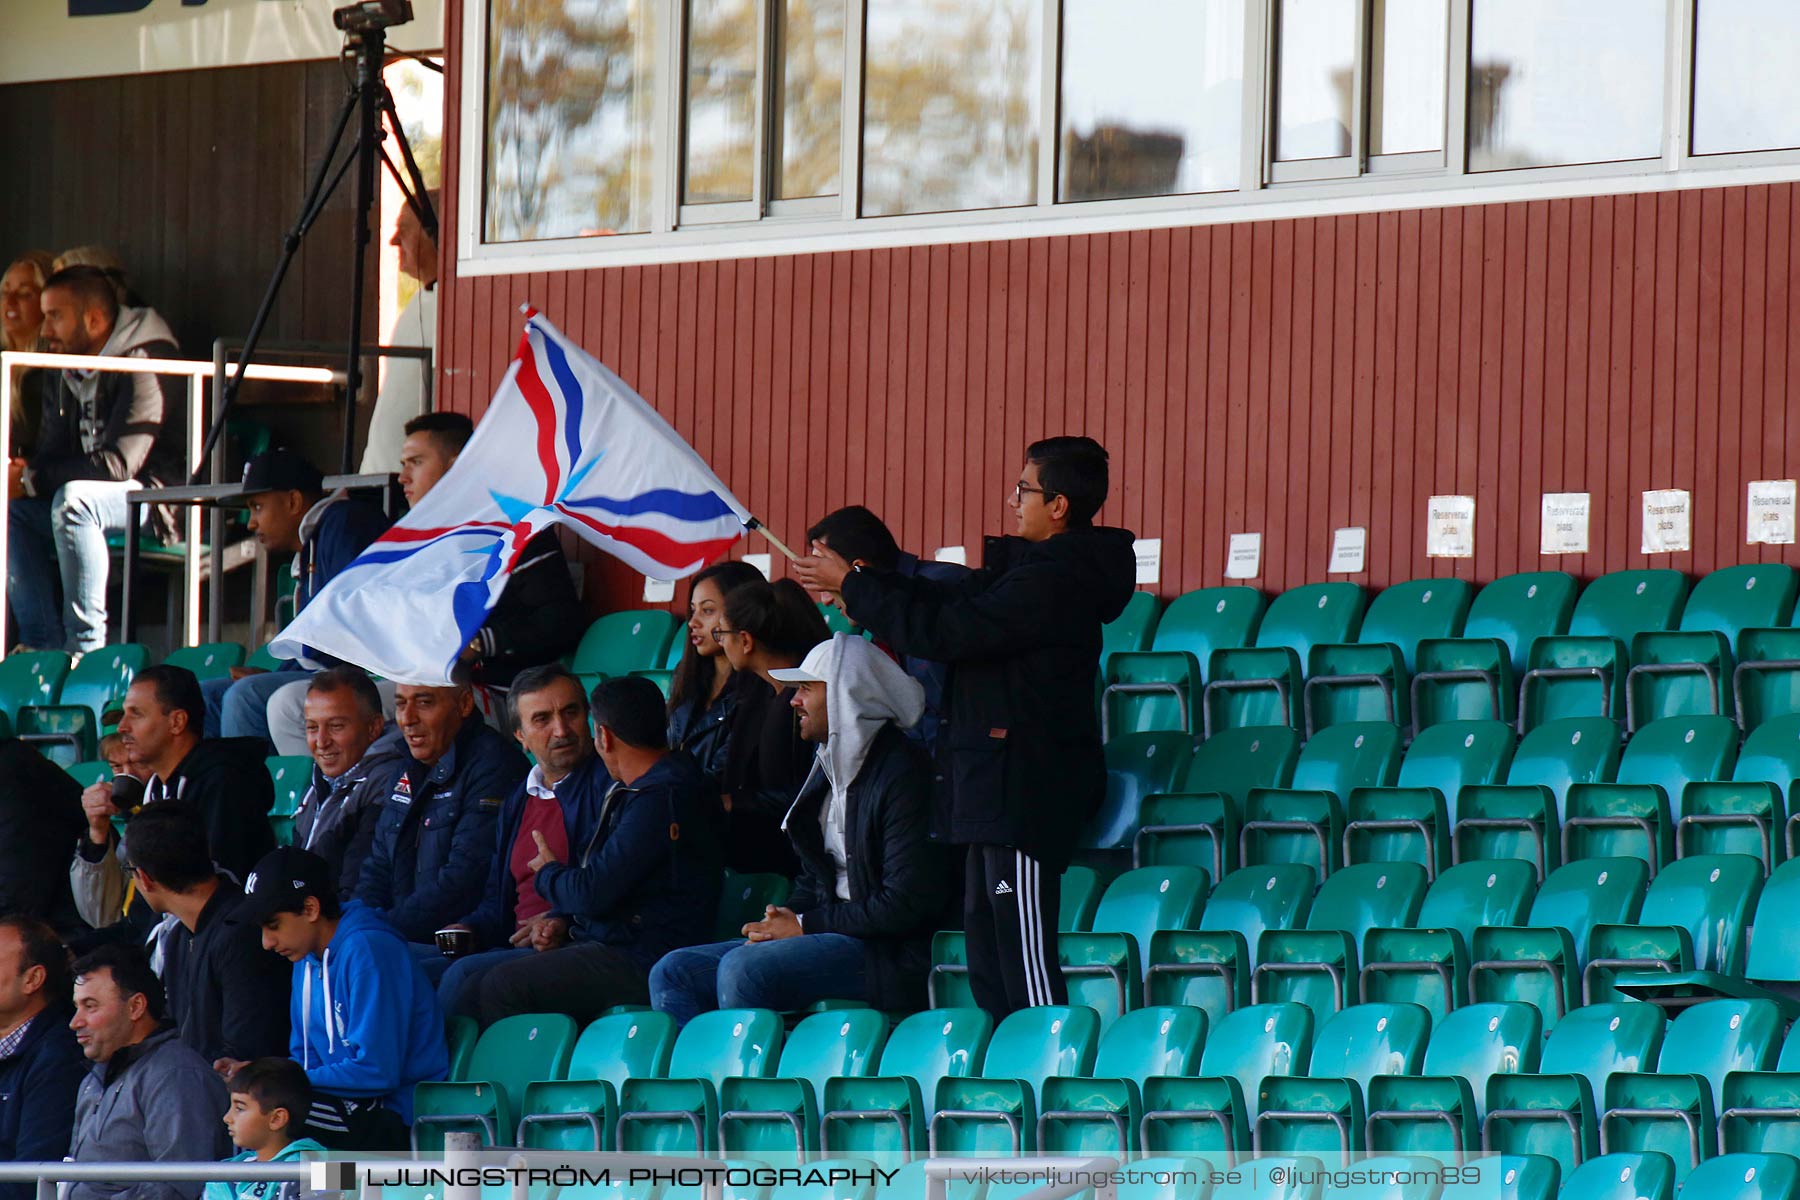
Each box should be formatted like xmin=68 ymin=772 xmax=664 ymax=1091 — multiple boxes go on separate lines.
xmin=648 ymin=934 xmax=868 ymax=1027
xmin=475 ymin=941 xmax=650 ymax=1027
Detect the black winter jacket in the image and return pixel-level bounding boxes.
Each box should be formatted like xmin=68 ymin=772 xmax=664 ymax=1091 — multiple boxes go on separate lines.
xmin=840 ymin=526 xmax=1137 ymax=870
xmin=0 ymin=1009 xmax=86 ymax=1200
xmin=161 ymin=880 xmax=290 ymax=1065
xmin=292 ymin=726 xmax=408 ymax=900
xmin=784 ymin=723 xmax=957 ymax=1012
xmin=720 ymin=680 xmax=809 ymax=876
xmin=0 ymin=739 xmax=84 ymax=926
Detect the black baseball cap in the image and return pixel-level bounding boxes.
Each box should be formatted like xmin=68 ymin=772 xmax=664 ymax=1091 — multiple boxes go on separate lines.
xmin=231 ymin=846 xmax=336 ymax=925
xmin=240 ymin=448 xmax=324 ymax=498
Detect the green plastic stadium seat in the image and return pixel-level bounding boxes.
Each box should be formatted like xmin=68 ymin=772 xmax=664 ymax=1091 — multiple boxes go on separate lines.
xmin=1518 ymin=570 xmax=1687 ymax=732
xmin=929 ymin=1005 xmax=1099 ymax=1156
xmin=1205 ymin=584 xmax=1367 ymax=734
xmin=1468 ymin=857 xmax=1646 ymax=1030
xmin=818 ymin=602 xmax=855 ymax=636
xmin=0 ymin=650 xmax=71 ymax=724
xmin=720 ymin=1009 xmax=887 ymax=1157
xmin=1140 ymin=1002 xmax=1313 ymax=1163
xmin=934 ymin=867 xmax=1121 ymax=1007
xmin=1454 ymin=717 xmax=1622 ymax=881
xmin=1554 ymin=1153 xmax=1675 ymax=1200
xmin=161 ymin=641 xmax=246 ymax=682
xmin=1482 ymin=1002 xmax=1666 ymax=1176
xmin=17 ymin=705 xmax=96 ymax=767
xmin=1103 ymin=587 xmax=1263 ymax=738
xmin=412 ymin=1013 xmax=578 ymax=1150
xmin=1626 ymin=565 xmax=1797 ymax=729
xmin=1582 ymin=853 xmax=1761 ymax=1005
xmin=819 ymin=1008 xmax=990 ymax=1159
xmin=1256 ymin=1002 xmax=1431 ymax=1158
xmin=1600 ymin=999 xmax=1785 ymax=1184
xmin=59 ymin=643 xmax=148 ymax=721
xmin=1254 ymin=862 xmax=1428 ymax=1015
xmin=65 ymin=760 xmax=112 ymax=789
xmin=446 ymin=1016 xmax=479 ymax=1082
xmin=1037 ymin=1004 xmax=1207 ymax=1157
xmin=1734 ymin=627 xmax=1800 ymax=733
xmin=617 ymin=1008 xmax=783 ymax=1154
xmin=1561 ymin=715 xmax=1738 ymax=877
xmin=1146 ymin=864 xmax=1315 ymax=1029
xmin=244 ymin=643 xmax=283 ymax=672
xmin=264 ymin=755 xmax=311 ymax=846
xmin=1365 ymin=1001 xmax=1542 ymax=1157
xmin=1305 ymin=578 xmax=1474 ymax=735
xmin=1104 ymin=589 xmax=1162 ymax=659
xmin=1680 ymin=714 xmax=1800 ymax=869
xmin=1240 ymin=722 xmax=1402 ymax=879
xmin=1061 ymin=865 xmax=1104 ymax=932
xmin=571 ymin=611 xmax=682 ymax=678
xmin=1412 ymin=571 xmax=1578 ymax=731
xmin=1678 ymin=1154 xmax=1800 ymax=1200
xmin=1083 ymin=732 xmax=1196 ymax=852
xmin=1135 ymin=725 xmax=1302 ymax=879
xmin=1343 ymin=720 xmax=1514 ymax=880
xmin=717 ymin=872 xmax=792 ymax=941
xmin=1361 ymin=859 xmax=1537 ymax=1022
xmin=518 ymin=1010 xmax=675 ymax=1150
xmin=1060 ymin=866 xmax=1208 ymax=1027
xmin=1482 ymin=1155 xmax=1561 ymax=1200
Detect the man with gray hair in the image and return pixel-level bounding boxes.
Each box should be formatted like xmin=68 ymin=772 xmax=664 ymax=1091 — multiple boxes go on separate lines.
xmin=292 ymin=666 xmax=406 ymax=898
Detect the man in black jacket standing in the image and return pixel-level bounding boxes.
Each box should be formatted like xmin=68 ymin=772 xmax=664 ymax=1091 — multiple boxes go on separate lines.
xmin=0 ymin=915 xmax=86 ymax=1200
xmin=796 ymin=436 xmax=1136 ymax=1016
xmin=649 ymin=633 xmax=953 ymax=1024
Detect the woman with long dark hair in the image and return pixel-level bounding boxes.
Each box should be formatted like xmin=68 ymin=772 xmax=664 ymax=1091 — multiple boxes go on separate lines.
xmin=666 ymin=559 xmax=764 ymax=782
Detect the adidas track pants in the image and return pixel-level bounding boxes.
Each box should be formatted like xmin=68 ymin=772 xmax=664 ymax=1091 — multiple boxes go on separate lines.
xmin=964 ymin=844 xmax=1065 ymax=1015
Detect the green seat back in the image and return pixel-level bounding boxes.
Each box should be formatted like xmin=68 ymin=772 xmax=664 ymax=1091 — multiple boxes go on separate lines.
xmin=1291 ymin=722 xmax=1404 ymax=795
xmin=1198 ymin=1003 xmax=1312 ymax=1120
xmin=879 ymin=1007 xmax=991 ymax=1099
xmin=1240 ymin=723 xmax=1399 ymax=875
xmin=1142 ymin=587 xmax=1261 ymax=663
xmin=517 ymin=1011 xmax=674 ymax=1152
xmin=1679 ymin=1154 xmax=1800 ymax=1200
xmin=1523 ymin=857 xmax=1649 ymax=962
xmin=244 ymin=643 xmax=283 ymax=672
xmin=1300 ymin=861 xmax=1428 ymax=944
xmin=1734 ymin=713 xmax=1800 ymax=794
xmin=466 ymin=1013 xmax=578 ymax=1109
xmin=774 ymin=1009 xmax=888 ymax=1101
xmin=1557 ymin=1153 xmax=1675 ymax=1200
xmin=1676 ymin=565 xmax=1797 ymax=641
xmin=1088 ymin=1005 xmax=1207 ymax=1081
xmin=66 ymin=760 xmax=113 ymax=789
xmin=1522 ymin=571 xmax=1687 ymax=726
xmin=1254 ymin=583 xmax=1367 ymax=661
xmin=1565 ymin=716 xmax=1737 ymax=865
xmin=1347 ymin=578 xmax=1475 ymax=672
xmin=1537 ymin=1002 xmax=1666 ymax=1111
xmin=446 ymin=1016 xmax=479 ymax=1081
xmin=1507 ymin=717 xmax=1624 ymax=823
xmin=1463 ymin=573 xmax=1581 ymax=674
xmin=818 ymin=601 xmax=855 ymax=636
xmin=1491 ymin=1155 xmax=1562 ymax=1200
xmin=1201 ymin=864 xmax=1316 ymax=969
xmin=1106 ymin=588 xmax=1257 ymax=733
xmin=1414 ymin=859 xmax=1538 ymax=944
xmin=1060 ymin=865 xmax=1103 ymax=932
xmin=1390 ymin=719 xmax=1515 ymax=827
xmin=1652 ymin=999 xmax=1784 ymax=1105
xmin=1307 ymin=1003 xmax=1430 ymax=1092
xmin=1085 ymin=731 xmax=1195 ymax=850
xmin=1310 ymin=579 xmax=1475 ymax=728
xmin=1102 ymin=591 xmax=1162 ymax=661
xmin=1749 ymin=857 xmax=1800 ymax=983
xmin=162 ymin=641 xmax=246 ymax=682
xmin=1627 ymin=853 xmax=1763 ymax=975
xmin=571 ymin=611 xmax=682 ymax=677
xmin=717 ymin=872 xmax=791 ymax=941
xmin=17 ymin=706 xmax=97 ymax=765
xmin=1631 ymin=566 xmax=1799 ymax=721
xmin=1420 ymin=1002 xmax=1542 ymax=1117
xmin=265 ymin=755 xmax=312 ymax=818
xmin=60 ymin=643 xmax=149 ymax=722
xmin=666 ymin=1008 xmax=784 ymax=1090
xmin=0 ymin=651 xmax=71 ymax=718
xmin=974 ymin=1005 xmax=1100 ymax=1088
xmin=570 ymin=1010 xmax=675 ymax=1090
xmin=1092 ymin=866 xmax=1209 ymax=961
xmin=1566 ymin=571 xmax=1690 ymax=643
xmin=1178 ymin=725 xmax=1301 ymax=804
xmin=1691 ymin=715 xmax=1800 ymax=863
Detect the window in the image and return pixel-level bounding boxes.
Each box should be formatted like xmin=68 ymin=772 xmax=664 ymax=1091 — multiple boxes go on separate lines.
xmin=1273 ymin=0 xmax=1356 ymax=163
xmin=1367 ymin=0 xmax=1447 ymax=158
xmin=484 ymin=0 xmax=660 ymax=243
xmin=860 ymin=0 xmax=1042 ymax=217
xmin=1692 ymin=0 xmax=1800 ymax=155
xmin=682 ymin=0 xmax=759 ymax=206
xmin=1059 ymin=0 xmax=1244 ymax=202
xmin=1468 ymin=0 xmax=1667 ymax=172
xmin=771 ymin=0 xmax=846 ymax=199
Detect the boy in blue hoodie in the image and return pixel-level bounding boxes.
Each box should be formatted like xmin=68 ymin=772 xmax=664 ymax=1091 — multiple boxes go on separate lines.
xmin=228 ymin=846 xmax=448 ymax=1150
xmin=206 ymin=1058 xmax=325 ymax=1200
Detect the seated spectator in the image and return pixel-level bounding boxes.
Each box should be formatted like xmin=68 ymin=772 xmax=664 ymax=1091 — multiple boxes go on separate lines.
xmin=0 ymin=915 xmax=86 ymax=1200
xmin=354 ymin=680 xmax=526 ymax=943
xmin=69 ymin=943 xmax=229 ymax=1200
xmin=651 ymin=635 xmax=953 ymax=1025
xmin=73 ymin=666 xmax=274 ymax=931
xmin=806 ymin=505 xmax=967 ymax=752
xmin=666 ymin=560 xmax=763 ymax=783
xmin=359 ymin=192 xmax=439 ymax=476
xmin=713 ymin=578 xmax=829 ymax=874
xmin=265 ymin=412 xmax=582 ymax=753
xmin=290 ymin=667 xmax=405 ymax=898
xmin=98 ymin=730 xmax=149 ymax=782
xmin=2 ymin=251 xmax=55 ymax=460
xmin=205 ymin=1058 xmax=324 ymax=1200
xmin=6 ymin=265 xmax=181 ymax=654
xmin=473 ymin=677 xmax=723 ymax=1027
xmin=108 ymin=803 xmax=289 ymax=1067
xmin=0 ymin=740 xmax=83 ymax=926
xmin=200 ymin=449 xmax=390 ymax=745
xmin=238 ymin=846 xmax=447 ymax=1149
xmin=428 ymin=665 xmax=613 ymax=1018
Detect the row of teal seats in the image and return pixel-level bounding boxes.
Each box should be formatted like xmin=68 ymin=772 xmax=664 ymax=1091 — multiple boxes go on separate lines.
xmin=1099 ymin=565 xmax=1800 ymax=745
xmin=1095 ymin=714 xmax=1800 ymax=886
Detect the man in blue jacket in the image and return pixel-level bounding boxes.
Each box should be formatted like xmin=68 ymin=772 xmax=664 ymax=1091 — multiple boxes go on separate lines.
xmin=473 ymin=676 xmax=723 ymax=1027
xmin=199 ymin=449 xmax=391 ymax=744
xmin=426 ymin=664 xmax=611 ymax=1018
xmin=0 ymin=915 xmax=86 ymax=1200
xmin=354 ymin=680 xmax=528 ymax=944
xmin=232 ymin=846 xmax=447 ymax=1150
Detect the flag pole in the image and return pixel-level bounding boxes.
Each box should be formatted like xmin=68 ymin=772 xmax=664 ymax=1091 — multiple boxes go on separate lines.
xmin=745 ymin=518 xmax=800 ymax=562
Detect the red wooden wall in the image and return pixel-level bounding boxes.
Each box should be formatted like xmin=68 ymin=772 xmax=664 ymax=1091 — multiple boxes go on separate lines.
xmin=438 ymin=4 xmax=1800 ymax=611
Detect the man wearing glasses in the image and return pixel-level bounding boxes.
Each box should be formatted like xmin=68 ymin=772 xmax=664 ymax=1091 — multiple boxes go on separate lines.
xmin=795 ymin=436 xmax=1136 ymax=1017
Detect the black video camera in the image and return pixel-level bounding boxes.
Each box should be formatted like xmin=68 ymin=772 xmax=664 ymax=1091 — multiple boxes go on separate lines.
xmin=332 ymin=0 xmax=414 ymax=33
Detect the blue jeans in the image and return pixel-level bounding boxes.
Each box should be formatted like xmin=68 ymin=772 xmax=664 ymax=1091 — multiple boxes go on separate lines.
xmin=648 ymin=934 xmax=867 ymax=1027
xmin=7 ymin=480 xmax=137 ymax=652
xmin=202 ymin=668 xmax=313 ymax=743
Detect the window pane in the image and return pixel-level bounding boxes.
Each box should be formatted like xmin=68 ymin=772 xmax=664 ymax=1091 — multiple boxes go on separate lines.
xmin=485 ymin=0 xmax=659 ymax=242
xmin=772 ymin=0 xmax=845 ymax=199
xmin=1369 ymin=0 xmax=1447 ymax=156
xmin=684 ymin=0 xmax=758 ymax=205
xmin=1468 ymin=0 xmax=1666 ymax=172
xmin=1058 ymin=0 xmax=1243 ymax=202
xmin=1274 ymin=0 xmax=1356 ymax=162
xmin=1693 ymin=0 xmax=1800 ymax=154
xmin=861 ymin=0 xmax=1041 ymax=217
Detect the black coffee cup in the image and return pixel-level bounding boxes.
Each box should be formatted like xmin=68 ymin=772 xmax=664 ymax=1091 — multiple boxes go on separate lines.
xmin=435 ymin=927 xmax=472 ymax=959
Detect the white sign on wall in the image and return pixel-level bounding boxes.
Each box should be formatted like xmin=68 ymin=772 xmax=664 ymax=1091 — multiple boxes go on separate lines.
xmin=1426 ymin=496 xmax=1475 ymax=559
xmin=1328 ymin=527 xmax=1366 ymax=574
xmin=1225 ymin=533 xmax=1261 ymax=580
xmin=1641 ymin=489 xmax=1692 ymax=554
xmin=1747 ymin=480 xmax=1797 ymax=546
xmin=743 ymin=553 xmax=772 ymax=579
xmin=1 ymin=0 xmax=445 ymax=86
xmin=642 ymin=577 xmax=676 ymax=604
xmin=933 ymin=545 xmax=968 ymax=566
xmin=1540 ymin=492 xmax=1591 ymax=556
xmin=1133 ymin=538 xmax=1162 ymax=586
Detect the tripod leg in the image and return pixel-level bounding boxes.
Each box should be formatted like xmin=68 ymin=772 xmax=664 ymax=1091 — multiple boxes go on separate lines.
xmin=340 ymin=27 xmax=388 ymax=476
xmin=377 ymin=83 xmax=440 ymax=243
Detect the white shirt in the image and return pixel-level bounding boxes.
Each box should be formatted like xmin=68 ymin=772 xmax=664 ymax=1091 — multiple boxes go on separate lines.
xmin=818 ymin=750 xmax=851 ymax=901
xmin=359 ymin=286 xmax=437 ymax=474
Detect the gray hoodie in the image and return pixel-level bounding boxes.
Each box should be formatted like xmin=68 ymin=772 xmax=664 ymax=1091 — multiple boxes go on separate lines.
xmin=68 ymin=1026 xmax=229 ymax=1200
